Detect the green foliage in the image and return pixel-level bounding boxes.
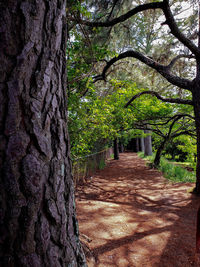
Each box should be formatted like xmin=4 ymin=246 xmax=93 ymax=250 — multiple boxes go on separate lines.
xmin=175 ymin=135 xmax=196 ymax=165
xmin=67 ymin=5 xmax=119 ymax=158
xmin=68 ymin=78 xmax=143 ymax=158
xmin=98 ymin=159 xmax=106 ymax=170
xmin=159 ymin=157 xmax=195 ymax=183
xmin=138 ymin=152 xmax=195 ymax=183
xmin=164 ymin=136 xmax=196 ymax=166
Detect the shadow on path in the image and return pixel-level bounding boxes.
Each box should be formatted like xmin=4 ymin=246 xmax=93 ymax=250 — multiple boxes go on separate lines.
xmin=76 ymin=153 xmax=200 ymax=267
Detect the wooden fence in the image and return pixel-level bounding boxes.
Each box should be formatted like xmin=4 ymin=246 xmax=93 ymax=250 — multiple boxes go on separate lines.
xmin=72 ymin=148 xmax=113 ymax=187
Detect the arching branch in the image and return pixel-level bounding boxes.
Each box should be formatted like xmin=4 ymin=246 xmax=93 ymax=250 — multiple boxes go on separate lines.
xmin=121 ymin=113 xmax=195 ymax=139
xmin=172 ymin=130 xmax=196 ymax=138
xmin=167 ymin=54 xmax=195 ymax=70
xmin=134 ymin=114 xmax=196 ymax=140
xmin=70 ymin=0 xmax=198 ymax=56
xmin=70 ymin=2 xmax=164 ymax=27
xmin=133 ymin=124 xmax=164 ymax=137
xmin=97 ymin=50 xmax=193 ymax=90
xmin=124 ymin=91 xmax=193 ymax=108
xmin=167 ymin=114 xmax=184 ymax=137
xmin=138 ymin=114 xmax=195 ymax=127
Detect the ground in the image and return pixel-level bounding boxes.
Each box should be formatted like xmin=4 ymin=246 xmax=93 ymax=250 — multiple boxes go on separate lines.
xmin=76 ymin=153 xmax=200 ymax=267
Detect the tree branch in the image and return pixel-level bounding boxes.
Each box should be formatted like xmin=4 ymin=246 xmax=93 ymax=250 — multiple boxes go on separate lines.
xmin=124 ymin=90 xmax=193 ymax=108
xmin=172 ymin=130 xmax=196 ymax=138
xmin=98 ymin=50 xmax=192 ymax=90
xmin=138 ymin=114 xmax=195 ymax=127
xmin=167 ymin=114 xmax=184 ymax=137
xmin=70 ymin=2 xmax=164 ymax=28
xmin=162 ymin=1 xmax=199 ymax=56
xmin=70 ymin=0 xmax=199 ymax=56
xmin=134 ymin=114 xmax=195 ymax=139
xmin=106 ymin=0 xmax=120 ymax=22
xmin=167 ymin=54 xmax=195 ymax=70
xmin=133 ymin=124 xmax=164 ymax=137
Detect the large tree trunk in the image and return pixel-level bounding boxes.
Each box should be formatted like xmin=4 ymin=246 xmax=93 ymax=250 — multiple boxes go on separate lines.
xmin=193 ymin=80 xmax=200 ymax=195
xmin=0 ymin=1 xmax=86 ymax=266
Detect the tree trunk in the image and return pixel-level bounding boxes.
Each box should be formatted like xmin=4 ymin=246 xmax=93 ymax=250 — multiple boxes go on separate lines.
xmin=136 ymin=138 xmax=140 ymax=152
xmin=193 ymin=80 xmax=200 ymax=195
xmin=0 ymin=1 xmax=86 ymax=266
xmin=140 ymin=137 xmax=145 ymax=152
xmin=114 ymin=138 xmax=119 ymax=160
xmin=119 ymin=142 xmax=124 ymax=153
xmin=153 ymin=138 xmax=168 ymax=167
xmin=144 ymin=130 xmax=152 ymax=156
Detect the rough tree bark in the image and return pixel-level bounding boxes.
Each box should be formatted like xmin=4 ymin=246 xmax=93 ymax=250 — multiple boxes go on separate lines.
xmin=0 ymin=1 xmax=86 ymax=266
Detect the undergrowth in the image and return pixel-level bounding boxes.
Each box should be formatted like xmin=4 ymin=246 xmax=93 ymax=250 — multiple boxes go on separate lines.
xmin=99 ymin=159 xmax=106 ymax=170
xmin=138 ymin=152 xmax=195 ymax=183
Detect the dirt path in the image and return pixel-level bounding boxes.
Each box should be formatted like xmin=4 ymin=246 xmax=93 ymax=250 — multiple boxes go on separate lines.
xmin=76 ymin=153 xmax=200 ymax=267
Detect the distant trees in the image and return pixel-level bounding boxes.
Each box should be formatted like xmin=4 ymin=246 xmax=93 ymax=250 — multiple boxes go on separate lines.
xmin=135 ymin=114 xmax=196 ymax=166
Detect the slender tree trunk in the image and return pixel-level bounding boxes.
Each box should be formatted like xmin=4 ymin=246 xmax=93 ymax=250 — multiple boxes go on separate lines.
xmin=144 ymin=130 xmax=152 ymax=156
xmin=140 ymin=137 xmax=145 ymax=152
xmin=119 ymin=142 xmax=124 ymax=153
xmin=136 ymin=138 xmax=140 ymax=152
xmin=114 ymin=138 xmax=119 ymax=160
xmin=153 ymin=138 xmax=168 ymax=167
xmin=0 ymin=1 xmax=86 ymax=266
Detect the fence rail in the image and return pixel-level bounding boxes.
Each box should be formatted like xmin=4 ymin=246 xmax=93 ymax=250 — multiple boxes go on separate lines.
xmin=72 ymin=148 xmax=113 ymax=187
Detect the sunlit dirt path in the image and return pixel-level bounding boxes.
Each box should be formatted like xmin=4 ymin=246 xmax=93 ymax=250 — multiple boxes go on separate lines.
xmin=76 ymin=153 xmax=200 ymax=267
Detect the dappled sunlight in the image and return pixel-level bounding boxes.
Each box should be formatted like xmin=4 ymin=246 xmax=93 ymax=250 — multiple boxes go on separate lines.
xmin=76 ymin=153 xmax=199 ymax=266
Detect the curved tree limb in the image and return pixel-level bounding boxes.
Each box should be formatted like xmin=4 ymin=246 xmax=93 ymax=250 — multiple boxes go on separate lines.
xmin=172 ymin=130 xmax=196 ymax=138
xmin=121 ymin=113 xmax=195 ymax=139
xmin=167 ymin=114 xmax=184 ymax=137
xmin=71 ymin=1 xmax=198 ymax=87
xmin=70 ymin=0 xmax=199 ymax=56
xmin=133 ymin=124 xmax=164 ymax=137
xmin=124 ymin=90 xmax=193 ymax=108
xmin=138 ymin=114 xmax=195 ymax=127
xmin=70 ymin=2 xmax=164 ymax=27
xmin=98 ymin=51 xmax=192 ymax=90
xmin=167 ymin=54 xmax=195 ymax=70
